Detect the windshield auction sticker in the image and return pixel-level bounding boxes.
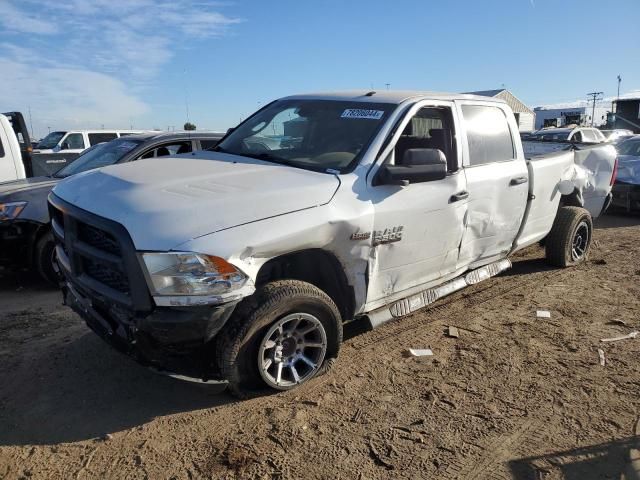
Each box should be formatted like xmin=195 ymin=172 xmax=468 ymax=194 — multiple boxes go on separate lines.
xmin=341 ymin=109 xmax=384 ymax=120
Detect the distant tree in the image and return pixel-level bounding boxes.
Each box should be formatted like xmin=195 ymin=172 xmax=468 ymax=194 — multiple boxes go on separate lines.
xmin=184 ymin=122 xmax=196 ymax=131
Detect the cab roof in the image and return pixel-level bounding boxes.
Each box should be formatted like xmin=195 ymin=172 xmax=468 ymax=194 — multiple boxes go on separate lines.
xmin=282 ymin=90 xmax=507 ymax=105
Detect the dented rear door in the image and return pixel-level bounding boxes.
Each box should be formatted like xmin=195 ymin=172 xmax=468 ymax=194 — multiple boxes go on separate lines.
xmin=456 ymin=102 xmax=528 ymax=267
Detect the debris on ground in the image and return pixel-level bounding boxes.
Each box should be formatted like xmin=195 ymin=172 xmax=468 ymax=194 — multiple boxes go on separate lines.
xmin=600 ymin=331 xmax=639 ymax=343
xmin=598 ymin=349 xmax=606 ymax=366
xmin=447 ymin=326 xmax=460 ymax=338
xmin=536 ymin=310 xmax=551 ymax=319
xmin=406 ymin=348 xmax=434 ymax=357
xmin=608 ymin=319 xmax=628 ymax=326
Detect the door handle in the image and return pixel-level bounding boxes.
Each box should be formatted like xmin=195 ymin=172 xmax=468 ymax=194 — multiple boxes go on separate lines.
xmin=509 ymin=176 xmax=528 ymax=186
xmin=450 ymin=191 xmax=469 ymax=203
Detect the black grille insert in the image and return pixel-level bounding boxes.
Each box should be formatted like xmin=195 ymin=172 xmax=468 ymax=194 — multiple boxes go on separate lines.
xmin=82 ymin=257 xmax=130 ymax=293
xmin=78 ymin=223 xmax=121 ymax=256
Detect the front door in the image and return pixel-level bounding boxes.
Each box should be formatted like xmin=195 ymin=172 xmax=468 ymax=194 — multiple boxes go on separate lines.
xmin=366 ymin=103 xmax=468 ymax=306
xmin=457 ymin=103 xmax=529 ymax=267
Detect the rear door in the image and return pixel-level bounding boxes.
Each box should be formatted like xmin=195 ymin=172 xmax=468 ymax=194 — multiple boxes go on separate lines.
xmin=457 ymin=102 xmax=528 ymax=267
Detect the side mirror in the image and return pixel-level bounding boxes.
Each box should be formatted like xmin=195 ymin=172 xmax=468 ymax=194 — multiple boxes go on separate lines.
xmin=377 ymin=148 xmax=447 ymax=186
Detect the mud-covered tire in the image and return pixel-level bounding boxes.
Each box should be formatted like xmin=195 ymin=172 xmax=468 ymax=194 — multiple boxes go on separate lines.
xmin=216 ymin=280 xmax=342 ymax=399
xmin=34 ymin=231 xmax=60 ymax=285
xmin=545 ymin=206 xmax=593 ymax=267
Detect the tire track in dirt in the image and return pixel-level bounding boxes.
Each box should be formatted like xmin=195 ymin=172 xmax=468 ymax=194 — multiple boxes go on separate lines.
xmin=445 ymin=418 xmax=549 ymax=479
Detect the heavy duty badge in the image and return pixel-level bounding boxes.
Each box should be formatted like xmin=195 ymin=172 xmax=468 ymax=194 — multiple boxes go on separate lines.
xmin=373 ymin=226 xmax=404 ymax=246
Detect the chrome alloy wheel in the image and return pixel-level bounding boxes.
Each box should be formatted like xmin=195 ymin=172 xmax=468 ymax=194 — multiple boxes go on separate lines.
xmin=258 ymin=312 xmax=327 ymax=390
xmin=571 ymin=221 xmax=590 ymax=261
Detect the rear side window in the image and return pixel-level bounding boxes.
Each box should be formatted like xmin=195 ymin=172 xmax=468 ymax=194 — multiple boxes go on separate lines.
xmin=89 ymin=133 xmax=118 ymax=145
xmin=462 ymin=105 xmax=515 ymax=166
xmin=0 ymin=136 xmax=4 ymax=158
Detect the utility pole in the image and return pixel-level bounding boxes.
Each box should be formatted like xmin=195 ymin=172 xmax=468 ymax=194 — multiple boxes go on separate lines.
xmin=28 ymin=106 xmax=34 ymax=138
xmin=385 ymin=83 xmax=390 ymax=90
xmin=586 ymin=91 xmax=603 ymax=126
xmin=617 ymin=75 xmax=622 ymax=100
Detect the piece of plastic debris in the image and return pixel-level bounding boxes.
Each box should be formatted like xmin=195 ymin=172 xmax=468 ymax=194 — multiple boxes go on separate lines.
xmin=608 ymin=319 xmax=627 ymax=326
xmin=598 ymin=349 xmax=606 ymax=366
xmin=407 ymin=348 xmax=434 ymax=357
xmin=536 ymin=310 xmax=551 ymax=319
xmin=600 ymin=331 xmax=639 ymax=343
xmin=447 ymin=326 xmax=460 ymax=338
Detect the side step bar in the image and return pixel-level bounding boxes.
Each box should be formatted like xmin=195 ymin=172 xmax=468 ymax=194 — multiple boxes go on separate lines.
xmin=367 ymin=259 xmax=512 ymax=328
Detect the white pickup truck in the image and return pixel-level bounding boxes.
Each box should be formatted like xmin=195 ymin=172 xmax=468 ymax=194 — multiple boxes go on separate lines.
xmin=49 ymin=91 xmax=617 ymax=397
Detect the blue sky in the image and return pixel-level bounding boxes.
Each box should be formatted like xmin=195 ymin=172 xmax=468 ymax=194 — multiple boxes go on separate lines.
xmin=1 ymin=0 xmax=639 ymax=138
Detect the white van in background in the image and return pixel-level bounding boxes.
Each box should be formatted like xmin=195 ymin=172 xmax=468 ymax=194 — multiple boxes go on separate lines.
xmin=34 ymin=130 xmax=143 ymax=155
xmin=0 ymin=113 xmax=25 ymax=182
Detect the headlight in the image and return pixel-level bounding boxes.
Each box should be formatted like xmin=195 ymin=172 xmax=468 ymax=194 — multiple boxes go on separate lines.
xmin=0 ymin=201 xmax=27 ymax=222
xmin=141 ymin=252 xmax=248 ymax=296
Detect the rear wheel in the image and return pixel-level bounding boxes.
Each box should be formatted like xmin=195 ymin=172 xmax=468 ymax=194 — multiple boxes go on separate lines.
xmin=34 ymin=231 xmax=60 ymax=285
xmin=217 ymin=280 xmax=342 ymax=398
xmin=545 ymin=206 xmax=592 ymax=267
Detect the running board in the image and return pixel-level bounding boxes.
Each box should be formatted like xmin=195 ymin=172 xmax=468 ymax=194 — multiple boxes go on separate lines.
xmin=367 ymin=259 xmax=512 ymax=328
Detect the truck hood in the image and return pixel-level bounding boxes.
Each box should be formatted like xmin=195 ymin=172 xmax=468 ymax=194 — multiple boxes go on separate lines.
xmin=52 ymin=153 xmax=340 ymax=251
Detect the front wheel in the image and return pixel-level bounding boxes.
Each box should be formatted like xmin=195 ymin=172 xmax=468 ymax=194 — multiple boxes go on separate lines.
xmin=545 ymin=206 xmax=593 ymax=267
xmin=216 ymin=280 xmax=342 ymax=398
xmin=34 ymin=231 xmax=60 ymax=285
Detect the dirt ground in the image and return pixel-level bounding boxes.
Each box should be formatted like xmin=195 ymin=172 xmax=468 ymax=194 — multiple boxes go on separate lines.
xmin=0 ymin=214 xmax=639 ymax=480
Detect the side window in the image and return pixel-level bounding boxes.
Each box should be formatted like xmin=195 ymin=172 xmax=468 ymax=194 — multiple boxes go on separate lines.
xmin=0 ymin=135 xmax=5 ymax=158
xmin=62 ymin=133 xmax=85 ymax=150
xmin=88 ymin=133 xmax=118 ymax=145
xmin=135 ymin=142 xmax=192 ymax=160
xmin=199 ymin=139 xmax=219 ymax=150
xmin=394 ymin=106 xmax=457 ymax=171
xmin=571 ymin=131 xmax=583 ymax=143
xmin=462 ymin=105 xmax=515 ymax=166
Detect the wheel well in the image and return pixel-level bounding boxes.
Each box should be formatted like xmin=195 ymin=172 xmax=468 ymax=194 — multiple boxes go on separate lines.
xmin=559 ymin=190 xmax=583 ymax=208
xmin=30 ymin=223 xmax=52 ymax=265
xmin=255 ymin=249 xmax=355 ymax=321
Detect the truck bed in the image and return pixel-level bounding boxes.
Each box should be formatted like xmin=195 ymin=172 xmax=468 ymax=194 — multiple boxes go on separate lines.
xmin=523 ymin=141 xmax=617 ymax=218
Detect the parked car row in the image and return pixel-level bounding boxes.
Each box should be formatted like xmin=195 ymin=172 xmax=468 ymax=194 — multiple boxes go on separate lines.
xmin=0 ymin=131 xmax=223 ymax=282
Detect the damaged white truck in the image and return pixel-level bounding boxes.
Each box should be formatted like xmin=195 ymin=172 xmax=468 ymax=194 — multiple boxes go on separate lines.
xmin=48 ymin=91 xmax=617 ymax=397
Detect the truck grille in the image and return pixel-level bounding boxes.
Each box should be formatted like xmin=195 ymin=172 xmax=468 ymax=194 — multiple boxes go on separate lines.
xmin=48 ymin=193 xmax=152 ymax=312
xmin=78 ymin=223 xmax=122 ymax=256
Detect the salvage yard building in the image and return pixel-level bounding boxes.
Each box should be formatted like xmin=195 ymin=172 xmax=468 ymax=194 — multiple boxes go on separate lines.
xmin=466 ymin=89 xmax=536 ymax=132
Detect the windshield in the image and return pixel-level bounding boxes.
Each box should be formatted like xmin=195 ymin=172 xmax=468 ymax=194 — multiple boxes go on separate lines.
xmin=618 ymin=140 xmax=640 ymax=157
xmin=55 ymin=137 xmax=143 ymax=178
xmin=214 ymin=99 xmax=395 ymax=173
xmin=37 ymin=131 xmax=66 ymax=149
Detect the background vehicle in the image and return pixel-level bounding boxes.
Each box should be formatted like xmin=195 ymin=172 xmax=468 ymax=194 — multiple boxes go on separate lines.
xmin=601 ymin=129 xmax=634 ymax=143
xmin=49 ymin=91 xmax=616 ymax=397
xmin=1 ymin=131 xmax=223 ymax=283
xmin=522 ymin=126 xmax=608 ymax=156
xmin=610 ymin=136 xmax=640 ymax=212
xmin=28 ymin=129 xmax=145 ymax=179
xmin=0 ymin=113 xmax=26 ymax=183
xmin=2 ymin=112 xmax=32 ymax=175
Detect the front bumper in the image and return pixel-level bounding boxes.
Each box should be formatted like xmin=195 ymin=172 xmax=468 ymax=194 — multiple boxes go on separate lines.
xmin=611 ymin=183 xmax=640 ymax=212
xmin=63 ymin=280 xmax=237 ymax=381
